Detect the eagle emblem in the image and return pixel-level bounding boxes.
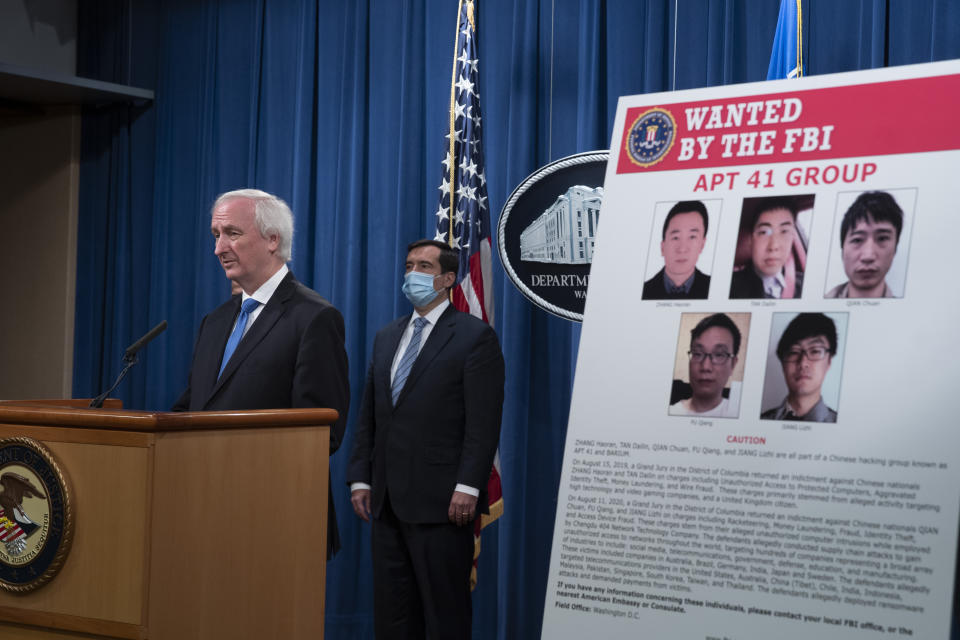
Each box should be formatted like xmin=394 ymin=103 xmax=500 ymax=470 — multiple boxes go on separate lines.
xmin=0 ymin=472 xmax=47 ymax=556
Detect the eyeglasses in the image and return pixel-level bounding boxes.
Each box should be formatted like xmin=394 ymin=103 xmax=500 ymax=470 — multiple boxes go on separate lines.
xmin=688 ymin=351 xmax=733 ymax=365
xmin=782 ymin=346 xmax=829 ymax=363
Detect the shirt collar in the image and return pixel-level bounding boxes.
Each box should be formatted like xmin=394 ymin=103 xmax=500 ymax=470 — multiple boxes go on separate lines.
xmin=756 ymin=266 xmax=786 ymax=298
xmin=666 ymin=271 xmax=696 ymax=294
xmin=410 ymin=298 xmax=450 ymax=328
xmin=242 ymin=264 xmax=289 ymax=306
xmin=783 ymin=398 xmax=801 ymax=418
xmin=839 ymin=281 xmax=893 ymax=298
xmin=802 ymin=397 xmax=832 ymax=421
xmin=783 ymin=396 xmax=830 ymax=421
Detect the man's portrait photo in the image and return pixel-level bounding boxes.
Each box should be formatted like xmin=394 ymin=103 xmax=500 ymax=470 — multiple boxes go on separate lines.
xmin=669 ymin=312 xmax=750 ymax=419
xmin=642 ymin=199 xmax=719 ymax=300
xmin=729 ymin=195 xmax=814 ymax=299
xmin=760 ymin=312 xmax=848 ymax=423
xmin=824 ymin=189 xmax=915 ymax=299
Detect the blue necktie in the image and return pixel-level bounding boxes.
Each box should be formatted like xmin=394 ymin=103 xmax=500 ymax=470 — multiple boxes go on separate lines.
xmin=392 ymin=317 xmax=428 ymax=405
xmin=219 ymin=298 xmax=261 ymax=378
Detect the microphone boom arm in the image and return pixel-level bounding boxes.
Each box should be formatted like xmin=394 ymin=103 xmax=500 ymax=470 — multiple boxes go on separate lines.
xmin=89 ymin=320 xmax=167 ymax=409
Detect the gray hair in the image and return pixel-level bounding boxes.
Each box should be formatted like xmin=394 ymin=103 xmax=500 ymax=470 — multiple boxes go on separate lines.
xmin=212 ymin=188 xmax=294 ymax=261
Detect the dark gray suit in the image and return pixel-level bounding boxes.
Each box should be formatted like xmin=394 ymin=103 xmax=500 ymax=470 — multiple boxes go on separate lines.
xmin=174 ymin=271 xmax=349 ymax=554
xmin=642 ymin=267 xmax=711 ymax=300
xmin=347 ymin=303 xmax=504 ymax=638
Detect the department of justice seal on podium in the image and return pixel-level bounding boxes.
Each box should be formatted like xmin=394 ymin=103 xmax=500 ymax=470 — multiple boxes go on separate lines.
xmin=0 ymin=438 xmax=73 ymax=592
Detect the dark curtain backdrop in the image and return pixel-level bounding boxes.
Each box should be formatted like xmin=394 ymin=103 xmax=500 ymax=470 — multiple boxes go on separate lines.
xmin=73 ymin=1 xmax=960 ymax=637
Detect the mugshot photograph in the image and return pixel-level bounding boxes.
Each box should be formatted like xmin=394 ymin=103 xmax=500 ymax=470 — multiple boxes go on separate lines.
xmin=760 ymin=312 xmax=848 ymax=423
xmin=824 ymin=189 xmax=916 ymax=299
xmin=642 ymin=199 xmax=720 ymax=300
xmin=729 ymin=194 xmax=814 ymax=300
xmin=669 ymin=312 xmax=751 ymax=419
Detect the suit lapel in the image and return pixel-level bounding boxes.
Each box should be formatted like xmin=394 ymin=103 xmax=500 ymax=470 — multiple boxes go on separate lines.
xmin=393 ymin=305 xmax=457 ymax=408
xmin=204 ymin=272 xmax=295 ymax=406
xmin=194 ymin=297 xmax=240 ymax=403
xmin=376 ymin=316 xmax=408 ymax=404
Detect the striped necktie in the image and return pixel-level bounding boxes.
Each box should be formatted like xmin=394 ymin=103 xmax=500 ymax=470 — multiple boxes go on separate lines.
xmin=392 ymin=317 xmax=428 ymax=405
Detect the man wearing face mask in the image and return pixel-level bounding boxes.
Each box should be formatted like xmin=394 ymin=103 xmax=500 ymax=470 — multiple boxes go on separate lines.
xmin=347 ymin=239 xmax=505 ymax=640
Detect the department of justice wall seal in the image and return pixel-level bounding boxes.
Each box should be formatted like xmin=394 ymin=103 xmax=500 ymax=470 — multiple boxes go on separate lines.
xmin=0 ymin=438 xmax=73 ymax=593
xmin=624 ymin=107 xmax=677 ymax=167
xmin=497 ymin=151 xmax=608 ymax=322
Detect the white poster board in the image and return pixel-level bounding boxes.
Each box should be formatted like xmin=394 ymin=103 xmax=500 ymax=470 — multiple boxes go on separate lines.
xmin=543 ymin=60 xmax=960 ymax=639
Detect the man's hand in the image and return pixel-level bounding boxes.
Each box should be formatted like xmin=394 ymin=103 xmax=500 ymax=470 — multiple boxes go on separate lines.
xmin=351 ymin=488 xmax=372 ymax=522
xmin=447 ymin=491 xmax=478 ymax=527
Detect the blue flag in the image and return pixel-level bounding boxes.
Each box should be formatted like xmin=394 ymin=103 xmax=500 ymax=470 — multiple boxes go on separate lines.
xmin=767 ymin=0 xmax=803 ymax=80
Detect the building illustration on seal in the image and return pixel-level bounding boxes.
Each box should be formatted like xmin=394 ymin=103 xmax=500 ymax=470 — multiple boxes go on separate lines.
xmin=519 ymin=185 xmax=602 ymax=264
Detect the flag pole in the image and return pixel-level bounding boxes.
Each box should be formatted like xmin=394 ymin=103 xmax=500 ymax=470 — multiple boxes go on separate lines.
xmin=795 ymin=0 xmax=803 ymax=78
xmin=447 ymin=0 xmax=464 ymax=250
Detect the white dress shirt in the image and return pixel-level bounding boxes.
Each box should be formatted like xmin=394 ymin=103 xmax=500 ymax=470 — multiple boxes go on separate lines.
xmin=231 ymin=264 xmax=289 ymax=335
xmin=389 ymin=299 xmax=449 ymax=384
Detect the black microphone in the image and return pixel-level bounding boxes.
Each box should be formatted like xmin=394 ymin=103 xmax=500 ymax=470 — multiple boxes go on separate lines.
xmin=124 ymin=321 xmax=168 ymax=361
xmin=90 ymin=320 xmax=168 ymax=409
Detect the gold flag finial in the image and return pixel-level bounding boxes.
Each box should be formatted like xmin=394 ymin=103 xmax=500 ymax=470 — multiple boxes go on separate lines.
xmin=466 ymin=0 xmax=475 ymax=31
xmin=795 ymin=0 xmax=803 ymax=78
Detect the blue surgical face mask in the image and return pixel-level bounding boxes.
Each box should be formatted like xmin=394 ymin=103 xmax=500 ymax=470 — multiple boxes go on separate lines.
xmin=402 ymin=271 xmax=440 ymax=307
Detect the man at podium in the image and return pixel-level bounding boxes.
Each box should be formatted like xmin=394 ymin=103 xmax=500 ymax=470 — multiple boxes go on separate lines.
xmin=173 ymin=188 xmax=349 ymax=555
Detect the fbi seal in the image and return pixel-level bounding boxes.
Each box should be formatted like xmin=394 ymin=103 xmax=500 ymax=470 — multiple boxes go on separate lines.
xmin=625 ymin=107 xmax=676 ymax=167
xmin=0 ymin=438 xmax=73 ymax=593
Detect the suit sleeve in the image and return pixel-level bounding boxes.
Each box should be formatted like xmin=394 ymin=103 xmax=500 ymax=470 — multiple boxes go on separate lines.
xmin=292 ymin=305 xmax=350 ymax=454
xmin=457 ymin=325 xmax=505 ymax=491
xmin=641 ymin=272 xmax=656 ymax=300
xmin=171 ymin=381 xmax=191 ymax=412
xmin=171 ymin=314 xmax=209 ymax=412
xmin=345 ymin=357 xmax=377 ymax=485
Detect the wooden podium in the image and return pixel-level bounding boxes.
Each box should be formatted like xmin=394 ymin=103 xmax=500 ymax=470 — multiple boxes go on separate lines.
xmin=0 ymin=401 xmax=335 ymax=640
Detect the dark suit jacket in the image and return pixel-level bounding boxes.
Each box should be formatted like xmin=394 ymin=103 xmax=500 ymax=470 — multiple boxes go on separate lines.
xmin=173 ymin=271 xmax=349 ymax=554
xmin=347 ymin=304 xmax=505 ymax=523
xmin=729 ymin=266 xmax=804 ymax=299
xmin=642 ymin=267 xmax=711 ymax=300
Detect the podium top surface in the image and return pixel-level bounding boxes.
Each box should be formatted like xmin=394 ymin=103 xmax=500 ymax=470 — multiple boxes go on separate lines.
xmin=0 ymin=401 xmax=337 ymax=432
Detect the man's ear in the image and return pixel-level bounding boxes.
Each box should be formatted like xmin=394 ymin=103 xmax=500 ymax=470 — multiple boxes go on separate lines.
xmin=440 ymin=271 xmax=457 ymax=290
xmin=267 ymin=233 xmax=280 ymax=253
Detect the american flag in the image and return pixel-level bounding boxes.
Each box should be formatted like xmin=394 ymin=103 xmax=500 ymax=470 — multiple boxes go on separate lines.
xmin=434 ymin=0 xmax=502 ymax=589
xmin=435 ymin=0 xmax=494 ymax=323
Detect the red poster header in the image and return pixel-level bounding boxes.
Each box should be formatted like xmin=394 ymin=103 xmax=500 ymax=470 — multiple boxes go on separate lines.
xmin=616 ymin=74 xmax=960 ymax=174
